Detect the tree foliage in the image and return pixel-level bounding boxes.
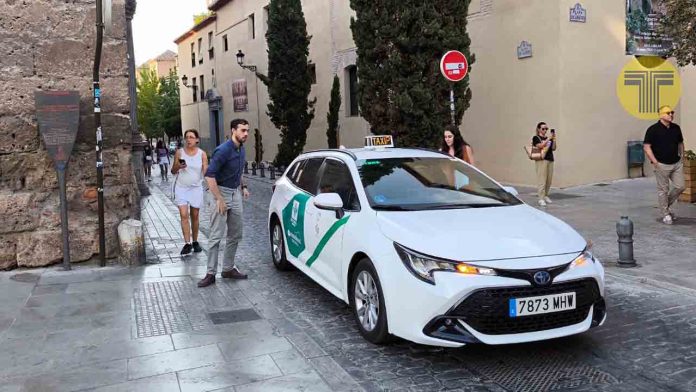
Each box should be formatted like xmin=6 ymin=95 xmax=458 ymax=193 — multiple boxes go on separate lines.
xmin=158 ymin=70 xmax=182 ymax=142
xmin=326 ymin=75 xmax=341 ymax=148
xmin=136 ymin=68 xmax=182 ymax=142
xmin=136 ymin=68 xmax=161 ymax=141
xmin=660 ymin=0 xmax=696 ymax=66
xmin=265 ymin=0 xmax=316 ymax=167
xmin=350 ymin=0 xmax=475 ymax=148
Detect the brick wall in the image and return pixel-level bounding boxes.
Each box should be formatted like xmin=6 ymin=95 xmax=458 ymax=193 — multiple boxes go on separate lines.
xmin=0 ymin=0 xmax=137 ymax=269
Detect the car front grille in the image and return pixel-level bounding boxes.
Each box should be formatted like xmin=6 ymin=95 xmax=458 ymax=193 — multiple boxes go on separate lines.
xmin=448 ymin=278 xmax=601 ymax=335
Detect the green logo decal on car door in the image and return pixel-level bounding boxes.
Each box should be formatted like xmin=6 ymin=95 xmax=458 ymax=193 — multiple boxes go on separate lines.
xmin=282 ymin=193 xmax=310 ymax=257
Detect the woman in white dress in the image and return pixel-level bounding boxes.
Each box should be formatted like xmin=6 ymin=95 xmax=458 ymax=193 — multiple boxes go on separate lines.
xmin=171 ymin=129 xmax=208 ymax=256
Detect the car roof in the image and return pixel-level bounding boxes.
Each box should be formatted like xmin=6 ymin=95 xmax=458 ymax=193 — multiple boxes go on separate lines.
xmin=300 ymin=147 xmax=448 ymax=162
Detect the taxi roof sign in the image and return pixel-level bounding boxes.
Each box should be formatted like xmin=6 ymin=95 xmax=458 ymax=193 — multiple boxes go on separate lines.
xmin=365 ymin=135 xmax=394 ymax=148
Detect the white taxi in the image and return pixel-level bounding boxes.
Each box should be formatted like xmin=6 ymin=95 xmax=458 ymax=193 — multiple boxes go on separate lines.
xmin=267 ymin=136 xmax=606 ymax=347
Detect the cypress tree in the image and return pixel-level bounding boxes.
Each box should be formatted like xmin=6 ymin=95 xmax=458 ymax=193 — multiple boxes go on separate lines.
xmin=265 ymin=0 xmax=316 ymax=166
xmin=326 ymin=75 xmax=341 ymax=148
xmin=254 ymin=128 xmax=264 ymax=163
xmin=349 ymin=0 xmax=475 ymax=148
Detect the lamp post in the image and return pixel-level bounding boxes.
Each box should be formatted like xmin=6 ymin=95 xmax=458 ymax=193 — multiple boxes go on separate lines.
xmin=236 ymin=50 xmax=262 ymax=160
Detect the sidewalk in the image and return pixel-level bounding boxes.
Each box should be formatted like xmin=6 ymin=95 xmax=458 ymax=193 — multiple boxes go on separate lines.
xmin=514 ymin=177 xmax=696 ymax=292
xmin=0 ymin=170 xmax=359 ymax=392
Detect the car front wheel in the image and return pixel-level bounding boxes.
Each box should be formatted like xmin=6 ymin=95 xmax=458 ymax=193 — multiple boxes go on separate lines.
xmin=350 ymin=258 xmax=390 ymax=344
xmin=270 ymin=220 xmax=292 ymax=271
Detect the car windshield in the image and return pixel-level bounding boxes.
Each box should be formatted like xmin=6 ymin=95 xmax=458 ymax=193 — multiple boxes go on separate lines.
xmin=357 ymin=157 xmax=521 ymax=210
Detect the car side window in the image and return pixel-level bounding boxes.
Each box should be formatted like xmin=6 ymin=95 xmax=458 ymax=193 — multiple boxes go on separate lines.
xmin=295 ymin=158 xmax=324 ymax=195
xmin=318 ymin=159 xmax=360 ymax=211
xmin=286 ymin=160 xmax=304 ymax=183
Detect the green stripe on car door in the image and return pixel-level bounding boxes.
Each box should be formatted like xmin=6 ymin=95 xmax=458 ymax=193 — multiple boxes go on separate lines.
xmin=305 ymin=215 xmax=351 ymax=267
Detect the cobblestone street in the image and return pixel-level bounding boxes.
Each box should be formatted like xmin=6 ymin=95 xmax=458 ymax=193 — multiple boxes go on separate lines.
xmin=1 ymin=171 xmax=696 ymax=391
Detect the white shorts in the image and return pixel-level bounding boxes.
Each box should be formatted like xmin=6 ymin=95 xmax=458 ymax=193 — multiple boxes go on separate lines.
xmin=174 ymin=185 xmax=203 ymax=209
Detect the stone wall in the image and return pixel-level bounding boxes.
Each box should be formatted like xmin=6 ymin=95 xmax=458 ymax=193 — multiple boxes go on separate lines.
xmin=0 ymin=0 xmax=137 ymax=269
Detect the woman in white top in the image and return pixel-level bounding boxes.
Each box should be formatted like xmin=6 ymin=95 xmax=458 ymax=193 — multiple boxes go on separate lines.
xmin=171 ymin=129 xmax=208 ymax=256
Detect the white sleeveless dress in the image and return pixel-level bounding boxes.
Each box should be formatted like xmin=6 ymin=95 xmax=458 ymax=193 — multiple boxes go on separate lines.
xmin=173 ymin=148 xmax=204 ymax=208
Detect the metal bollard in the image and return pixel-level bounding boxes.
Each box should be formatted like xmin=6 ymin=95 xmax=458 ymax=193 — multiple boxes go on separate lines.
xmin=244 ymin=161 xmax=248 ymax=174
xmin=617 ymin=216 xmax=636 ymax=267
xmin=251 ymin=162 xmax=257 ymax=176
xmin=260 ymin=164 xmax=265 ymax=178
xmin=269 ymin=165 xmax=276 ymax=180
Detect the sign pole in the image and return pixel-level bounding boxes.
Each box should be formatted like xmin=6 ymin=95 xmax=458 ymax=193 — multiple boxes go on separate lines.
xmin=449 ymin=84 xmax=456 ymax=126
xmin=57 ymin=166 xmax=71 ymax=270
xmin=94 ymin=0 xmax=106 ymax=266
xmin=439 ymin=50 xmax=469 ymax=127
xmin=35 ymin=90 xmax=80 ymax=272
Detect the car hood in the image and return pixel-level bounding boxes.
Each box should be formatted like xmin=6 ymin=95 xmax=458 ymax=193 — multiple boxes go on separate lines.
xmin=376 ymin=204 xmax=586 ymax=262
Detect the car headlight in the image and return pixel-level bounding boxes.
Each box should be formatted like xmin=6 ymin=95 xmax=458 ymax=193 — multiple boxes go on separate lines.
xmin=393 ymin=243 xmax=496 ymax=284
xmin=570 ymin=242 xmax=596 ymax=269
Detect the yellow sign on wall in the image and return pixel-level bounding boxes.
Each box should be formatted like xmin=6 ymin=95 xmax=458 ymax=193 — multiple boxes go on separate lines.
xmin=616 ymin=57 xmax=681 ymax=120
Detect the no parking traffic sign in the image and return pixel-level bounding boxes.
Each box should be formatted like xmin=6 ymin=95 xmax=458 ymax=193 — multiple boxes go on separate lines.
xmin=440 ymin=50 xmax=468 ymax=82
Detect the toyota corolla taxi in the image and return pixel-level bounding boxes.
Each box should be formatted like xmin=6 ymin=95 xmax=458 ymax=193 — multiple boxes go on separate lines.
xmin=267 ymin=136 xmax=606 ymax=347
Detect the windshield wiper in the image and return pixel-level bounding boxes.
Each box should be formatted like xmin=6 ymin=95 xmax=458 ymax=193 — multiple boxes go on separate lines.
xmin=372 ymin=205 xmax=414 ymax=211
xmin=421 ymin=202 xmax=504 ymax=210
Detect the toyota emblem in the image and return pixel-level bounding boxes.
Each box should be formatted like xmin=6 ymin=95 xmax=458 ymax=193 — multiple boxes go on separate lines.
xmin=533 ymin=271 xmax=551 ymax=286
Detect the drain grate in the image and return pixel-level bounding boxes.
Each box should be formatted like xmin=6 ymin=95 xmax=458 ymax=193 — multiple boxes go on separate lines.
xmin=465 ymin=349 xmax=619 ymax=392
xmin=133 ymin=280 xmax=212 ymax=338
xmin=208 ymin=308 xmax=261 ymax=325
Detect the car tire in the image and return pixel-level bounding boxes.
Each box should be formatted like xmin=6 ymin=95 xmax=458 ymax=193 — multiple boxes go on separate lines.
xmin=270 ymin=219 xmax=292 ymax=271
xmin=350 ymin=258 xmax=391 ymax=344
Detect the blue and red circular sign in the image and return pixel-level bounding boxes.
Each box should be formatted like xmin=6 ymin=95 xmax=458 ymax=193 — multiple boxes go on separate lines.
xmin=440 ymin=50 xmax=469 ymax=82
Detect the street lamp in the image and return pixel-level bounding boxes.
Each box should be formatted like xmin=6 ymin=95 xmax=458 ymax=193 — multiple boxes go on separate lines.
xmin=236 ymin=50 xmax=257 ymax=72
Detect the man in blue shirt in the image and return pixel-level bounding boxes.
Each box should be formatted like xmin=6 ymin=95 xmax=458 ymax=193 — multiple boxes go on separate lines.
xmin=198 ymin=119 xmax=251 ymax=287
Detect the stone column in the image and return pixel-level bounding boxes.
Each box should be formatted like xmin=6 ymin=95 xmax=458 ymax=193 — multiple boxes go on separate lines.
xmin=126 ymin=0 xmax=149 ymax=204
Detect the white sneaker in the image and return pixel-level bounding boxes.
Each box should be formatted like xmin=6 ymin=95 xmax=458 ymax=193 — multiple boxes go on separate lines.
xmin=662 ymin=215 xmax=673 ymax=225
xmin=538 ymin=199 xmax=547 ymax=207
xmin=669 ymin=211 xmax=677 ymax=221
xmin=544 ymin=196 xmax=553 ymax=204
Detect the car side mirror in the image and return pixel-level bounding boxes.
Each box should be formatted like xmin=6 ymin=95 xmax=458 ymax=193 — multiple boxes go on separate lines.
xmin=503 ymin=186 xmax=519 ymax=196
xmin=314 ymin=193 xmax=345 ymax=219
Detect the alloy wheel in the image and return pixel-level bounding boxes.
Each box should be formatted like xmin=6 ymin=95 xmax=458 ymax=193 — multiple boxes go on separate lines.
xmin=354 ymin=270 xmax=380 ymax=332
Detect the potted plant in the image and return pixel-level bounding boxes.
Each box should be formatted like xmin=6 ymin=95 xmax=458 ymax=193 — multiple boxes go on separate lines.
xmin=679 ymin=150 xmax=696 ymax=202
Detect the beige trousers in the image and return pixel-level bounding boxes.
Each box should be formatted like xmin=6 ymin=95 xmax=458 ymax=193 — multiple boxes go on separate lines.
xmin=535 ymin=160 xmax=554 ymax=200
xmin=654 ymin=161 xmax=685 ymax=217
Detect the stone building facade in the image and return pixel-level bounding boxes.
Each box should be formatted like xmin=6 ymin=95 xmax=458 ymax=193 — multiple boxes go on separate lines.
xmin=0 ymin=0 xmax=138 ymax=269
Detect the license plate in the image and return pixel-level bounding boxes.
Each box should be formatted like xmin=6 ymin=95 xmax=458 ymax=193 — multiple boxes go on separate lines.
xmin=509 ymin=292 xmax=576 ymax=317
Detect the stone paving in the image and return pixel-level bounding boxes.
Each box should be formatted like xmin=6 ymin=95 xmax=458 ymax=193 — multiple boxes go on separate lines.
xmin=1 ymin=167 xmax=696 ymax=391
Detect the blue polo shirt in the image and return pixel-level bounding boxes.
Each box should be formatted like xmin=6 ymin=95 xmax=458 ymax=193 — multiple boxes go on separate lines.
xmin=204 ymin=140 xmax=245 ymax=189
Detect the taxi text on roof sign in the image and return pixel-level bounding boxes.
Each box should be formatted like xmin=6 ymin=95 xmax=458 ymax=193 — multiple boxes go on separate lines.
xmin=365 ymin=135 xmax=394 ymax=148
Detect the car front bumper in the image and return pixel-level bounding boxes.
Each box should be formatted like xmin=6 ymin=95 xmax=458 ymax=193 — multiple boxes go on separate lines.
xmin=378 ymin=253 xmax=606 ymax=347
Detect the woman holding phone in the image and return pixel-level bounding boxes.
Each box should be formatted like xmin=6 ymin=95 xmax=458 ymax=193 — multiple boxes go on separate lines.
xmin=171 ymin=129 xmax=208 ymax=256
xmin=531 ymin=122 xmax=557 ymax=207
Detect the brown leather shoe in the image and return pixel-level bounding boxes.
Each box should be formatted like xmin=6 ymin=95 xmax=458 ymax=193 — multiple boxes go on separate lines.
xmin=221 ymin=267 xmax=248 ymax=279
xmin=197 ymin=274 xmax=216 ymax=287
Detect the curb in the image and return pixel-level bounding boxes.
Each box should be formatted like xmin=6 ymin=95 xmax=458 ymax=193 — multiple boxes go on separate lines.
xmin=605 ymin=269 xmax=696 ymax=298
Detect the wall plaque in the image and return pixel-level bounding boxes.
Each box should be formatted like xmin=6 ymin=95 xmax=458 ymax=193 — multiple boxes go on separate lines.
xmin=517 ymin=41 xmax=533 ymax=59
xmin=35 ymin=91 xmax=80 ymax=169
xmin=570 ymin=3 xmax=587 ymax=23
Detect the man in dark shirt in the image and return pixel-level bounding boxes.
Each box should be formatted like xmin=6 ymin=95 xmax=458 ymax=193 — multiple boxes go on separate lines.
xmin=198 ymin=118 xmax=251 ymax=287
xmin=643 ymin=105 xmax=685 ymax=225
